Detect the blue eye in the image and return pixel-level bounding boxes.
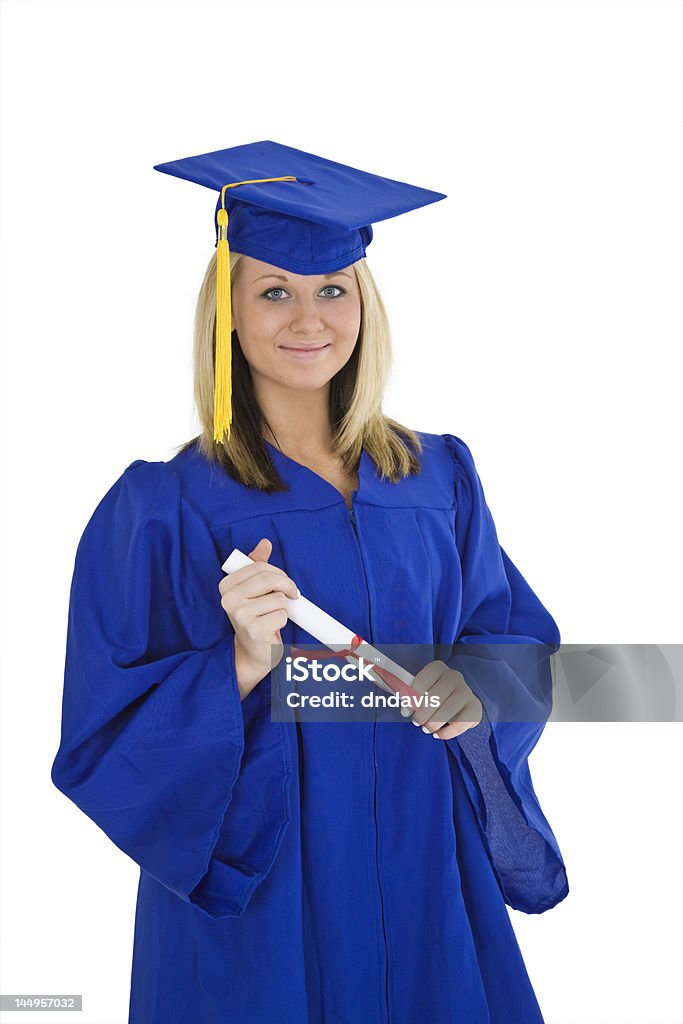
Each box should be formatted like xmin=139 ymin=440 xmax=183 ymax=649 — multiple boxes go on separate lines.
xmin=261 ymin=284 xmax=346 ymax=302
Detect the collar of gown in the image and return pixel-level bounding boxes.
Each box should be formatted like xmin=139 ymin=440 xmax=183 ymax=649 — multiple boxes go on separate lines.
xmin=171 ymin=432 xmax=455 ymax=522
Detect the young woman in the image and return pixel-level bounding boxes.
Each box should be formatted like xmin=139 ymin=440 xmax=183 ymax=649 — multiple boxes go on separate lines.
xmin=51 ymin=141 xmax=569 ymax=1024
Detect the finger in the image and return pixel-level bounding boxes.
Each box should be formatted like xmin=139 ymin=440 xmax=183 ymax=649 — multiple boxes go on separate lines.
xmin=409 ymin=660 xmax=446 ymax=697
xmin=419 ymin=689 xmax=470 ymax=734
xmin=401 ymin=660 xmax=448 ymax=720
xmin=230 ymin=573 xmax=298 ymax=606
xmin=410 ymin=675 xmax=456 ymax=728
xmin=249 ymin=537 xmax=273 ymax=562
xmin=432 ymin=698 xmax=483 ymax=740
xmin=244 ymin=606 xmax=290 ymax=642
xmin=220 ymin=561 xmax=298 ymax=598
xmin=221 ymin=557 xmax=290 ymax=586
xmin=239 ymin=591 xmax=291 ymax=623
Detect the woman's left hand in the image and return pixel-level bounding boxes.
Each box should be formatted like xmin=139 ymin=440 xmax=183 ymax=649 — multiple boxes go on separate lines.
xmin=400 ymin=660 xmax=483 ymax=739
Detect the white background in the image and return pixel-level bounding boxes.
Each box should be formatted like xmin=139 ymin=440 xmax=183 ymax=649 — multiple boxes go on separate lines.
xmin=1 ymin=1 xmax=682 ymax=1022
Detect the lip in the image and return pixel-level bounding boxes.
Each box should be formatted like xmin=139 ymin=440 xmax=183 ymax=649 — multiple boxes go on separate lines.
xmin=279 ymin=344 xmax=331 ymax=359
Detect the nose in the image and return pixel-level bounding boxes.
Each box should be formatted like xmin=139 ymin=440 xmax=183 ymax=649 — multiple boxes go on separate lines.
xmin=289 ymin=296 xmax=326 ymax=335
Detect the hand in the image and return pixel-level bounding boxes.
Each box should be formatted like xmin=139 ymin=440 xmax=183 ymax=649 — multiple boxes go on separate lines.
xmin=218 ymin=538 xmax=299 ymax=700
xmin=400 ymin=660 xmax=483 ymax=739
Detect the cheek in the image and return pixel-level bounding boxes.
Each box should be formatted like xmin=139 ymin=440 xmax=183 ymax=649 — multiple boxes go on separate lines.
xmin=235 ymin=302 xmax=287 ymax=342
xmin=329 ymin=302 xmax=361 ymax=341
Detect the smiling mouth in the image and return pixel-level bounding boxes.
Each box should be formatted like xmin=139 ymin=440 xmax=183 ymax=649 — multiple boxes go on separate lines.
xmin=279 ymin=344 xmax=331 ymax=352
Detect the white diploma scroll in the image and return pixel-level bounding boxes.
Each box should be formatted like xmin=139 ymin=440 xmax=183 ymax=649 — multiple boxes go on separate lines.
xmin=222 ymin=548 xmax=419 ymax=699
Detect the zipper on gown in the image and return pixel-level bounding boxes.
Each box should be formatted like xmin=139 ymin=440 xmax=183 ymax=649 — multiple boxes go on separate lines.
xmin=347 ymin=497 xmax=392 ymax=1024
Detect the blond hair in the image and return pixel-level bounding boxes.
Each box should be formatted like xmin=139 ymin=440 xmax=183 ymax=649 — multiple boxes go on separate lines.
xmin=174 ymin=250 xmax=423 ymax=491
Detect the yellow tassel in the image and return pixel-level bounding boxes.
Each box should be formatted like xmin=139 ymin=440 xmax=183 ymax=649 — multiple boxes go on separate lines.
xmin=214 ymin=206 xmax=232 ymax=443
xmin=212 ymin=176 xmax=300 ymax=445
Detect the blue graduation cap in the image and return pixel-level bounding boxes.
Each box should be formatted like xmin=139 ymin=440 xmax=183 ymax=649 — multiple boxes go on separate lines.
xmin=153 ymin=140 xmax=447 ymax=443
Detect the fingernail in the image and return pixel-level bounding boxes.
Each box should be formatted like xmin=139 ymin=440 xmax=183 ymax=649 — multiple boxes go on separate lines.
xmin=421 ymin=726 xmax=430 ymax=734
xmin=412 ymin=719 xmax=420 ymax=727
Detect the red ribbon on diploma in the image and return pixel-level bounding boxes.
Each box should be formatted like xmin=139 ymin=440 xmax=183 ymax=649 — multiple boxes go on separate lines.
xmin=289 ymin=634 xmax=420 ymax=709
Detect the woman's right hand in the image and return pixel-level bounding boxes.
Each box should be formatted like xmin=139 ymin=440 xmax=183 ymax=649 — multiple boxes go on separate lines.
xmin=218 ymin=538 xmax=299 ymax=701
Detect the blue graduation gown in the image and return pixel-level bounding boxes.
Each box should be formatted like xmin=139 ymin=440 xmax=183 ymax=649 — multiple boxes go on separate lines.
xmin=51 ymin=431 xmax=569 ymax=1024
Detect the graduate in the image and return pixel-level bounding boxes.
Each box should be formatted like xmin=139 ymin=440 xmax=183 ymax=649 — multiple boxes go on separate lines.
xmin=51 ymin=140 xmax=569 ymax=1024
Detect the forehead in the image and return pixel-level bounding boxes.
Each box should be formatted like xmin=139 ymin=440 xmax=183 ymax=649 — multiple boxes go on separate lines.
xmin=238 ymin=255 xmax=354 ymax=284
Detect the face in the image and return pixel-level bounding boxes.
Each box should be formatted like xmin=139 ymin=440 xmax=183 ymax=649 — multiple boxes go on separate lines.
xmin=230 ymin=255 xmax=362 ymax=397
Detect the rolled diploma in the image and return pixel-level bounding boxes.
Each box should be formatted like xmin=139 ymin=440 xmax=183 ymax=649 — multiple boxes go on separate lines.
xmin=222 ymin=548 xmax=418 ymax=697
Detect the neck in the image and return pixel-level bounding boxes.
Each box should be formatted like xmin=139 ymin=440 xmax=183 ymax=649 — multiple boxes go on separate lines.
xmin=256 ymin=379 xmax=335 ymax=457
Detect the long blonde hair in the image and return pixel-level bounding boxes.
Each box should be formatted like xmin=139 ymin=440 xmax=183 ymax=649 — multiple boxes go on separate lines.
xmin=174 ymin=250 xmax=423 ymax=491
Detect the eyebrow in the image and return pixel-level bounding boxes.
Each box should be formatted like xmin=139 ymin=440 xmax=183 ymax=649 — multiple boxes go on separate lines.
xmin=254 ymin=271 xmax=352 ymax=282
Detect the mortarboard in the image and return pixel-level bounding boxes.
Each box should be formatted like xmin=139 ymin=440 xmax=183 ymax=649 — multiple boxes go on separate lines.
xmin=153 ymin=140 xmax=447 ymax=444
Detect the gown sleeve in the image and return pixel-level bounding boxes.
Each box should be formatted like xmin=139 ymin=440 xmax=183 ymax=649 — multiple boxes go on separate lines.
xmin=50 ymin=459 xmax=293 ymax=920
xmin=442 ymin=433 xmax=569 ymax=914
